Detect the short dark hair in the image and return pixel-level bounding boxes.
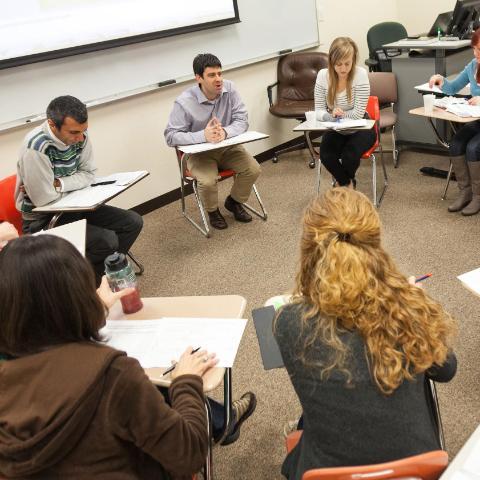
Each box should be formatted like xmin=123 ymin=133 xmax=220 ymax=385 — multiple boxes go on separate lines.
xmin=193 ymin=53 xmax=222 ymax=77
xmin=46 ymin=95 xmax=88 ymax=129
xmin=0 ymin=235 xmax=105 ymax=357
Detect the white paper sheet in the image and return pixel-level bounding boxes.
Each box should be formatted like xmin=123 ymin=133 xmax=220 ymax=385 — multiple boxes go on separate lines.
xmin=33 ymin=219 xmax=86 ymax=256
xmin=178 ymin=131 xmax=268 ymax=154
xmin=319 ymin=119 xmax=367 ymax=129
xmin=34 ymin=184 xmax=124 ymax=210
xmin=446 ymin=104 xmax=480 ymax=118
xmin=434 ymin=96 xmax=467 ymax=108
xmin=457 ymin=268 xmax=480 ymax=296
xmin=93 ymin=170 xmax=148 ymax=186
xmin=100 ymin=317 xmax=248 ymax=368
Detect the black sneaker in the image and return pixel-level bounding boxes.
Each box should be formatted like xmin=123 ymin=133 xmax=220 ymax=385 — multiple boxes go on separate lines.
xmin=221 ymin=392 xmax=257 ymax=446
xmin=224 ymin=195 xmax=252 ymax=223
xmin=208 ymin=209 xmax=228 ymax=229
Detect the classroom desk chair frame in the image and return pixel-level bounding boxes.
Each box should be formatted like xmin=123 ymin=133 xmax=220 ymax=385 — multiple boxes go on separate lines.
xmin=175 ymin=149 xmax=267 ymax=238
xmin=315 ymin=96 xmax=388 ymax=207
xmin=422 ymin=113 xmax=460 ymax=201
xmin=0 ymin=174 xmax=144 ymax=276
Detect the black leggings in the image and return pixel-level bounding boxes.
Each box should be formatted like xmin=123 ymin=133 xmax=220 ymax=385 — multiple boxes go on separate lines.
xmin=320 ymin=129 xmax=376 ymax=186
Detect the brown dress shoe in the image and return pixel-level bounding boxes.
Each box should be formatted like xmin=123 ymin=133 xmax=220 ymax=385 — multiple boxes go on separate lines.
xmin=224 ymin=195 xmax=252 ymax=223
xmin=208 ymin=209 xmax=228 ymax=229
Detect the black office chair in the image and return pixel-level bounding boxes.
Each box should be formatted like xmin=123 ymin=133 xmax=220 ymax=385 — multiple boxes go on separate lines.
xmin=267 ymin=52 xmax=328 ymax=168
xmin=365 ymin=22 xmax=408 ymax=72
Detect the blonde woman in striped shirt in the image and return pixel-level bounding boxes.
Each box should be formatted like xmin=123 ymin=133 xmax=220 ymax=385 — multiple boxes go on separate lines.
xmin=314 ymin=37 xmax=375 ymax=188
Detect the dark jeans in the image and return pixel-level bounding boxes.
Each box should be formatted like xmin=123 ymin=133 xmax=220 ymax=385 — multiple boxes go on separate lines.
xmin=158 ymin=387 xmax=226 ymax=440
xmin=449 ymin=120 xmax=480 ymax=161
xmin=23 ymin=205 xmax=143 ymax=279
xmin=320 ymin=129 xmax=376 ymax=186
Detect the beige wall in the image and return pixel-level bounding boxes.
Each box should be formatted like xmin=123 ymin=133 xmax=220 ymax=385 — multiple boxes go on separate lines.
xmin=0 ymin=0 xmax=455 ymax=209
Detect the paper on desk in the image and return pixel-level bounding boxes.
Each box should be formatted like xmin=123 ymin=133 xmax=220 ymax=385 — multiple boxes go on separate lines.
xmin=463 ymin=439 xmax=480 ymax=475
xmin=178 ymin=131 xmax=268 ymax=154
xmin=94 ymin=170 xmax=148 ymax=186
xmin=319 ymin=119 xmax=367 ymax=129
xmin=457 ymin=267 xmax=480 ymax=296
xmin=101 ymin=317 xmax=248 ymax=368
xmin=434 ymin=96 xmax=467 ymax=108
xmin=33 ymin=219 xmax=86 ymax=256
xmin=446 ymin=104 xmax=480 ymax=118
xmin=38 ymin=184 xmax=123 ymax=209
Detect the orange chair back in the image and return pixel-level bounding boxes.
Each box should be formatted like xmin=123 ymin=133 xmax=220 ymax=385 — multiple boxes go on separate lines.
xmin=285 ymin=432 xmax=448 ymax=480
xmin=0 ymin=174 xmax=22 ymax=235
xmin=303 ymin=451 xmax=448 ymax=480
xmin=362 ymin=95 xmax=380 ymax=158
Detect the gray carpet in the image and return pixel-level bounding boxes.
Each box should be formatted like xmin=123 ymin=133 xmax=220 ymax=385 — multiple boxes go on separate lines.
xmin=133 ymin=145 xmax=480 ymax=479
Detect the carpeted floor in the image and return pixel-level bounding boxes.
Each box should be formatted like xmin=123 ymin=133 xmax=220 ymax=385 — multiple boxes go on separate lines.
xmin=133 ymin=145 xmax=480 ymax=479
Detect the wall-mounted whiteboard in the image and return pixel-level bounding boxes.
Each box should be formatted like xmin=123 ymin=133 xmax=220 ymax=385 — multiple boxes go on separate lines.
xmin=0 ymin=0 xmax=319 ymax=127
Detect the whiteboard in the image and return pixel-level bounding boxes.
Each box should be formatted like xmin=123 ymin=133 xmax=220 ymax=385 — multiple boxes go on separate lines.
xmin=0 ymin=0 xmax=319 ymax=127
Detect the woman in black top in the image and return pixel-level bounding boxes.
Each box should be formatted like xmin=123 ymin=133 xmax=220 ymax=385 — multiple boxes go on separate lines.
xmin=275 ymin=188 xmax=456 ymax=480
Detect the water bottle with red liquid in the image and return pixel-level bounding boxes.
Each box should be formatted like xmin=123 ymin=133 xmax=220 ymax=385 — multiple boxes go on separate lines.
xmin=104 ymin=252 xmax=143 ymax=314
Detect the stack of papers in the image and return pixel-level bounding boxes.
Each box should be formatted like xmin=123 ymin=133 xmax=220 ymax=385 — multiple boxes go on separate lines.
xmin=434 ymin=96 xmax=467 ymax=109
xmin=446 ymin=104 xmax=480 ymax=118
xmin=319 ymin=119 xmax=367 ymax=130
xmin=178 ymin=131 xmax=268 ymax=154
xmin=101 ymin=317 xmax=248 ymax=368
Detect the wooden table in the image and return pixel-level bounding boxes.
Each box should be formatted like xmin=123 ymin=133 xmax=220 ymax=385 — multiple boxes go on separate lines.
xmin=108 ymin=295 xmax=247 ymax=480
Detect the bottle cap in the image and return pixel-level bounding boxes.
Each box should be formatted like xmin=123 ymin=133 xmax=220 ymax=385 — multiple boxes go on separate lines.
xmin=104 ymin=252 xmax=128 ymax=272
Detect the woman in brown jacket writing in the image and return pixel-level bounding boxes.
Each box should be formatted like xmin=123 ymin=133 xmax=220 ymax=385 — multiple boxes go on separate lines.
xmin=0 ymin=234 xmax=217 ymax=479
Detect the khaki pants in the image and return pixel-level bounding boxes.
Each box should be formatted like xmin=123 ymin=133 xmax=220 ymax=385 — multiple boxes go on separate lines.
xmin=187 ymin=144 xmax=261 ymax=212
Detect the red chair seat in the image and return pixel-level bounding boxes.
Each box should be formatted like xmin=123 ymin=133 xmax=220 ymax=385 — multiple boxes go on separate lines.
xmin=0 ymin=174 xmax=22 ymax=235
xmin=184 ymin=168 xmax=236 ymax=180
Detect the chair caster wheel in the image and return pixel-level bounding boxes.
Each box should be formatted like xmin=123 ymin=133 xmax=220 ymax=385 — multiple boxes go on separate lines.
xmin=309 ymin=160 xmax=315 ymax=169
xmin=272 ymin=155 xmax=279 ymax=163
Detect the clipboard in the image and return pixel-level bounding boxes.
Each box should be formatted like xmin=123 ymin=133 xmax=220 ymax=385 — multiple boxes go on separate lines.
xmin=252 ymin=306 xmax=284 ymax=370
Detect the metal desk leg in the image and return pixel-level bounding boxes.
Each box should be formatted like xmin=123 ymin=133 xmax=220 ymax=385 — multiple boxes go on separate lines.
xmin=47 ymin=212 xmax=63 ymax=229
xmin=428 ymin=379 xmax=446 ymax=450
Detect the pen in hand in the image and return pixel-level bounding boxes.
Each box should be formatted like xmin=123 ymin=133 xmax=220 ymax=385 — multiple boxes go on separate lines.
xmin=162 ymin=346 xmax=201 ymax=376
xmin=91 ymin=180 xmax=117 ymax=187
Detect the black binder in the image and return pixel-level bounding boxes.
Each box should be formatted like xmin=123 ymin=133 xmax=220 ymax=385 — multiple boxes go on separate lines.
xmin=252 ymin=306 xmax=284 ymax=370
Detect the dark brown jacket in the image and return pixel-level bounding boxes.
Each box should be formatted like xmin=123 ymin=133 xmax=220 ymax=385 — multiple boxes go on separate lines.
xmin=0 ymin=343 xmax=208 ymax=479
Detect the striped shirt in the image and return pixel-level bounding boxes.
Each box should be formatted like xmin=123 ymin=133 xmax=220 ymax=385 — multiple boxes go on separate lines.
xmin=16 ymin=121 xmax=95 ymax=218
xmin=314 ymin=66 xmax=370 ymax=122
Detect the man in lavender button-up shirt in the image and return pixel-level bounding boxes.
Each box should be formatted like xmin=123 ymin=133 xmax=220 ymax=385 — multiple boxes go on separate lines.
xmin=164 ymin=53 xmax=261 ymax=230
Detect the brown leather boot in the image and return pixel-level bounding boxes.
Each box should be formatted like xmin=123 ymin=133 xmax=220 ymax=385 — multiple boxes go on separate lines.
xmin=448 ymin=155 xmax=472 ymax=212
xmin=462 ymin=162 xmax=480 ymax=216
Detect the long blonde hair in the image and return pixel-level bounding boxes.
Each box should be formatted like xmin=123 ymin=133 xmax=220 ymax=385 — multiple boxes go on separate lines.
xmin=290 ymin=188 xmax=455 ymax=395
xmin=327 ymin=37 xmax=358 ymax=109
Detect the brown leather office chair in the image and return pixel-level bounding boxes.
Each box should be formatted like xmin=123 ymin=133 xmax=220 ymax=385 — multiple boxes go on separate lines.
xmin=368 ymin=72 xmax=399 ymax=167
xmin=267 ymin=52 xmax=328 ymax=168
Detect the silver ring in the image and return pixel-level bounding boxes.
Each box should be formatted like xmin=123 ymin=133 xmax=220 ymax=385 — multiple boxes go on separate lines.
xmin=203 ymin=356 xmax=208 ymax=363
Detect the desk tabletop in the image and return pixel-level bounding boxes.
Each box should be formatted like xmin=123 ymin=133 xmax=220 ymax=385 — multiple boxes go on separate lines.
xmin=384 ymin=39 xmax=470 ymax=50
xmin=293 ymin=119 xmax=375 ymax=132
xmin=409 ymin=106 xmax=480 ymax=123
xmin=33 ymin=171 xmax=149 ymax=213
xmin=108 ymin=295 xmax=247 ymax=391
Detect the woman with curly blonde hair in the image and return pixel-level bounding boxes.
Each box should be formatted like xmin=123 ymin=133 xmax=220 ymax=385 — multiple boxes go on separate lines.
xmin=275 ymin=188 xmax=457 ymax=479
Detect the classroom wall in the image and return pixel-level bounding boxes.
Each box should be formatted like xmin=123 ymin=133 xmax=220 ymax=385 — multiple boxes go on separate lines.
xmin=0 ymin=0 xmax=452 ymax=210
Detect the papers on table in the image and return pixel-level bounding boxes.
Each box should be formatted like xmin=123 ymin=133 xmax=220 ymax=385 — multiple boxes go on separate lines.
xmin=33 ymin=219 xmax=86 ymax=256
xmin=33 ymin=170 xmax=148 ymax=211
xmin=319 ymin=119 xmax=367 ymax=129
xmin=434 ymin=96 xmax=467 ymax=108
xmin=457 ymin=267 xmax=480 ymax=296
xmin=177 ymin=131 xmax=268 ymax=154
xmin=445 ymin=104 xmax=480 ymax=118
xmin=93 ymin=170 xmax=148 ymax=186
xmin=101 ymin=317 xmax=248 ymax=368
